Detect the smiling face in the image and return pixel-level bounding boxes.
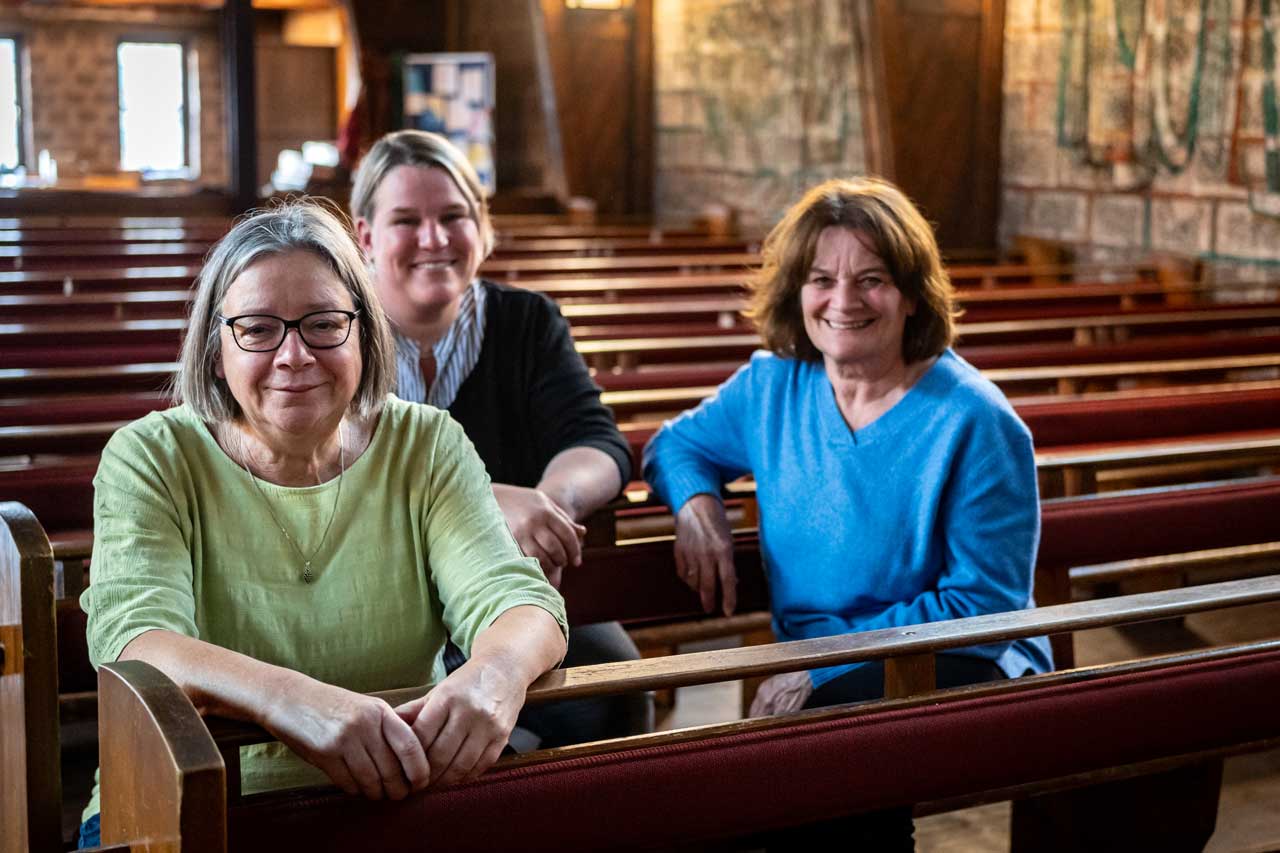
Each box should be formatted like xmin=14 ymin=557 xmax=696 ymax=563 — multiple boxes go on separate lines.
xmin=799 ymin=227 xmax=915 ymax=373
xmin=217 ymin=249 xmax=362 ymax=447
xmin=356 ymin=164 xmax=482 ymax=333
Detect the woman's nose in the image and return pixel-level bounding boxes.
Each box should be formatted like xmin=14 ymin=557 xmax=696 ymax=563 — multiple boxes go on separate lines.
xmin=274 ymin=327 xmax=316 ymax=366
xmin=829 ymin=279 xmax=862 ymax=308
xmin=418 ymin=219 xmax=448 ymax=250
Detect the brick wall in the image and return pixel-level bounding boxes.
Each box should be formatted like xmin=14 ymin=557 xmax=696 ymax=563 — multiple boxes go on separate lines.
xmin=1001 ymin=0 xmax=1279 ymax=280
xmin=652 ymin=0 xmax=874 ymax=231
xmin=2 ymin=5 xmax=227 ymax=187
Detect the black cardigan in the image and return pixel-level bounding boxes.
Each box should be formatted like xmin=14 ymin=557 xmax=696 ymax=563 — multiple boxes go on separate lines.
xmin=446 ymin=281 xmax=632 ymax=489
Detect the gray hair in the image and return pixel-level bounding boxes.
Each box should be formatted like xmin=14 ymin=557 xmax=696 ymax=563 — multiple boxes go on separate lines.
xmin=175 ymin=199 xmax=396 ymax=422
xmin=350 ymin=129 xmax=495 ymax=258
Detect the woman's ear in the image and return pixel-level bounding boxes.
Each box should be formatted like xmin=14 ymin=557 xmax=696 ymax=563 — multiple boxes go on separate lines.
xmin=355 ymin=217 xmax=374 ymax=255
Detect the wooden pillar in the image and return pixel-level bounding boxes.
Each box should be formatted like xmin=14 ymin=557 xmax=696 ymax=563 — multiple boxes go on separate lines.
xmin=224 ymin=0 xmax=259 ymax=213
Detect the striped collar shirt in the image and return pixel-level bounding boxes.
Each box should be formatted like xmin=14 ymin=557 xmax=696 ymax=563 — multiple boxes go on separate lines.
xmin=392 ymin=280 xmax=488 ymax=409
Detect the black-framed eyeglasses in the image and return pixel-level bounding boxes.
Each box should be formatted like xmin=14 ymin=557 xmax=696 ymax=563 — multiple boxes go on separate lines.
xmin=218 ymin=309 xmax=361 ymax=353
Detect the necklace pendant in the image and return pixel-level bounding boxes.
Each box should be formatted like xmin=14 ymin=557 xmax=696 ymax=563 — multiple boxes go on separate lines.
xmin=303 ymin=562 xmax=313 ymax=584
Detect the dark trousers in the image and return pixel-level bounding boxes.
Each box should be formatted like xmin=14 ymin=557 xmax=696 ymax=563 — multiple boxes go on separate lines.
xmin=757 ymin=654 xmax=1005 ymax=852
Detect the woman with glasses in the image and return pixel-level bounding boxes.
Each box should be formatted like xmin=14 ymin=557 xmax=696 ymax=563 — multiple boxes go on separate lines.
xmin=350 ymin=130 xmax=650 ymax=749
xmin=75 ymin=201 xmax=567 ymax=847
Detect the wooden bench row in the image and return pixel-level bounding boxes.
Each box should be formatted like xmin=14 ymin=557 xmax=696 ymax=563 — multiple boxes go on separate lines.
xmin=3 ymin=302 xmax=1278 ymax=370
xmin=5 ymin=497 xmax=1279 ymax=851
xmin=0 ymin=277 xmax=1255 ymax=326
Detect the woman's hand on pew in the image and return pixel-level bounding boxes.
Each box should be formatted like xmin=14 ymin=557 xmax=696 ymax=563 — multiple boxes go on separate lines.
xmin=117 ymin=630 xmax=430 ymax=801
xmin=265 ymin=679 xmax=432 ymax=801
xmin=394 ymin=605 xmax=566 ymax=788
xmin=674 ymin=493 xmax=738 ymax=616
xmin=394 ymin=660 xmax=523 ymax=788
xmin=748 ymin=671 xmax=814 ymax=717
xmin=493 ymin=482 xmax=586 ymax=587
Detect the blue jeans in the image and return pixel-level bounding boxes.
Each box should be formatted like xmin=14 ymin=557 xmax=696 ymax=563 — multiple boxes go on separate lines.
xmin=77 ymin=813 xmax=100 ymax=849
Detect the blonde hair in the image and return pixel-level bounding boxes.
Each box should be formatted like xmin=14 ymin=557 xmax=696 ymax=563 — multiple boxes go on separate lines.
xmin=175 ymin=199 xmax=395 ymax=422
xmin=350 ymin=129 xmax=495 ymax=258
xmin=747 ymin=177 xmax=958 ymax=364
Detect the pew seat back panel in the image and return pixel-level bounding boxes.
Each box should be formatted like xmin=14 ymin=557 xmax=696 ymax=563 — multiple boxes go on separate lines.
xmin=215 ymin=645 xmax=1280 ymax=852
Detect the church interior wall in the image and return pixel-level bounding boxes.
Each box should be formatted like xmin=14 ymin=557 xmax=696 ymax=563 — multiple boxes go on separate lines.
xmin=1001 ymin=0 xmax=1280 ymax=287
xmin=0 ymin=4 xmax=227 ymax=188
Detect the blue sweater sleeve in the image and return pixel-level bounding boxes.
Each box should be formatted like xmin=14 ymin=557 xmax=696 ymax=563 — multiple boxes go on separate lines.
xmin=643 ymin=359 xmax=756 ymax=512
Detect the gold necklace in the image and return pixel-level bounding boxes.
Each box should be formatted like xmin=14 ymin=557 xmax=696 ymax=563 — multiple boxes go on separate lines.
xmin=238 ymin=424 xmax=346 ymax=584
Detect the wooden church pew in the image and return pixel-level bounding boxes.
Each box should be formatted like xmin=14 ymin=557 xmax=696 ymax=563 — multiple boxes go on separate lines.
xmin=0 ymin=501 xmax=62 ymax=853
xmin=0 ymin=225 xmax=228 ymax=245
xmin=486 ymin=235 xmax=758 ymax=259
xmin=0 ymin=242 xmax=213 ymax=272
xmin=6 ymin=300 xmax=1278 ymax=369
xmin=0 ymin=215 xmax=229 ymax=231
xmin=8 ymin=478 xmax=1280 ymax=847
xmin=0 ymin=265 xmax=199 ymax=296
xmin=91 ymin=575 xmax=1280 ymax=852
xmin=6 ymin=364 xmax=1280 ymax=553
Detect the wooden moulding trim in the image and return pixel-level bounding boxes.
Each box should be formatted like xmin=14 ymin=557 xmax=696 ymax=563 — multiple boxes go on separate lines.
xmin=625 ymin=611 xmax=772 ymax=647
xmin=1036 ymin=431 xmax=1280 ymax=469
xmin=204 ymin=576 xmax=1280 ymax=750
xmin=1071 ymin=542 xmax=1280 ymax=584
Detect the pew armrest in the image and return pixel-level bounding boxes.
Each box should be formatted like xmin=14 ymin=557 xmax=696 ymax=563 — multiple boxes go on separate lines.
xmin=98 ymin=661 xmax=226 ymax=853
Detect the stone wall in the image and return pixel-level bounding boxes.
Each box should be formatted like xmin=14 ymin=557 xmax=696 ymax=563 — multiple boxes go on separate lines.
xmin=1001 ymin=0 xmax=1279 ymax=279
xmin=652 ymin=0 xmax=875 ymax=230
xmin=2 ymin=4 xmax=226 ymax=186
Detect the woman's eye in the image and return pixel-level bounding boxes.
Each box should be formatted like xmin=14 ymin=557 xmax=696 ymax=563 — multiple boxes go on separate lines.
xmin=860 ymin=277 xmax=885 ymax=289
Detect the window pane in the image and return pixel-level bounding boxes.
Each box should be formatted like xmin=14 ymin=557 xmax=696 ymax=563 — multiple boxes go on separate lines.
xmin=118 ymin=42 xmax=185 ymax=171
xmin=0 ymin=39 xmax=19 ymax=170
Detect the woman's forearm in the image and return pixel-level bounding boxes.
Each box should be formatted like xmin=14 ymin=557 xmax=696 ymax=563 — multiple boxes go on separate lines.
xmin=119 ymin=628 xmax=309 ymax=726
xmin=536 ymin=446 xmax=623 ymax=522
xmin=469 ymin=604 xmax=567 ymax=685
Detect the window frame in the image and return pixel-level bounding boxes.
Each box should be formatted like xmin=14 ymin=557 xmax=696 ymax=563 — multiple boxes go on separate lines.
xmin=115 ymin=35 xmax=193 ymax=176
xmin=0 ymin=32 xmax=28 ymax=172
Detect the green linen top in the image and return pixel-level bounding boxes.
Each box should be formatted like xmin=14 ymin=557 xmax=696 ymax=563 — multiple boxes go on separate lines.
xmin=80 ymin=397 xmax=567 ymax=819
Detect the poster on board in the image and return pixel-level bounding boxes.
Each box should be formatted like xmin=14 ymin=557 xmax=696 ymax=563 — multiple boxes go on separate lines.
xmin=402 ymin=52 xmax=496 ymax=195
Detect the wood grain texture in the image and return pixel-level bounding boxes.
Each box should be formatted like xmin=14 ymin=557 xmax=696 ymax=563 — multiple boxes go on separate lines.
xmin=0 ymin=501 xmax=60 ymax=853
xmin=874 ymin=0 xmax=1004 ymax=250
xmin=99 ymin=660 xmax=226 ymax=853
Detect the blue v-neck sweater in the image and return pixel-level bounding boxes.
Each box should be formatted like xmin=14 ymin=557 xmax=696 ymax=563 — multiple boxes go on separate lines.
xmin=644 ymin=349 xmax=1053 ymax=687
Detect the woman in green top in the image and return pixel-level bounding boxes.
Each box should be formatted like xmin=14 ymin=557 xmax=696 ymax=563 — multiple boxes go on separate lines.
xmin=78 ymin=201 xmax=568 ymax=846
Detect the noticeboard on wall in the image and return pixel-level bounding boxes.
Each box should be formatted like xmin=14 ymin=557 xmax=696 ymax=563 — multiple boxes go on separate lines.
xmin=402 ymin=52 xmax=496 ymax=195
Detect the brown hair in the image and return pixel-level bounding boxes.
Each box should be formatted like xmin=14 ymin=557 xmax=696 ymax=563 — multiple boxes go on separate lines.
xmin=746 ymin=177 xmax=958 ymax=364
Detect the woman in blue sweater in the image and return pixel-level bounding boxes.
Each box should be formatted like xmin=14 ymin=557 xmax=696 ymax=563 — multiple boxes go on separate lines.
xmin=644 ymin=177 xmax=1052 ymax=848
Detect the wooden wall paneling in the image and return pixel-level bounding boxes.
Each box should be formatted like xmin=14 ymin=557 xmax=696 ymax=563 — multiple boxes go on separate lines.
xmin=542 ymin=0 xmax=652 ymax=215
xmin=873 ymin=0 xmax=1004 ymax=251
xmin=530 ymin=0 xmax=570 ymax=202
xmin=629 ymin=0 xmax=654 ymax=216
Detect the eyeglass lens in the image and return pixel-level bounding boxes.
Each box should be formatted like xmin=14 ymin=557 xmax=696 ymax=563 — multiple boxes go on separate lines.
xmin=230 ymin=312 xmax=354 ymax=352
